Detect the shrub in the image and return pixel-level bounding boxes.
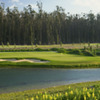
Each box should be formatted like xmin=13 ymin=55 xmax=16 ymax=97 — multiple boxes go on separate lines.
xmin=31 ymin=42 xmax=34 ymax=48
xmin=90 ymin=46 xmax=93 ymax=52
xmin=36 ymin=48 xmax=44 ymax=51
xmin=60 ymin=42 xmax=63 ymax=47
xmin=96 ymin=44 xmax=99 ymax=49
xmin=88 ymin=42 xmax=90 ymax=47
xmin=1 ymin=42 xmax=4 ymax=48
xmin=7 ymin=42 xmax=10 ymax=47
xmin=57 ymin=48 xmax=67 ymax=53
xmin=84 ymin=46 xmax=87 ymax=50
xmin=83 ymin=50 xmax=94 ymax=56
xmin=50 ymin=48 xmax=59 ymax=51
xmin=14 ymin=43 xmax=16 ymax=48
xmin=35 ymin=44 xmax=38 ymax=47
xmin=68 ymin=49 xmax=83 ymax=55
xmin=93 ymin=49 xmax=96 ymax=56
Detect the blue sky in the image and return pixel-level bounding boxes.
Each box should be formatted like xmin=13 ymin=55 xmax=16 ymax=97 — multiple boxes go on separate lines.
xmin=0 ymin=0 xmax=100 ymax=14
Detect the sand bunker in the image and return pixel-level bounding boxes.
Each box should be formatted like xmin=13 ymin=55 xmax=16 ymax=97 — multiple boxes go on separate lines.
xmin=0 ymin=59 xmax=49 ymax=63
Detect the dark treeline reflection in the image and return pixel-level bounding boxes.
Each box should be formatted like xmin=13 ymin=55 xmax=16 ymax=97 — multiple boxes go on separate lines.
xmin=0 ymin=2 xmax=100 ymax=45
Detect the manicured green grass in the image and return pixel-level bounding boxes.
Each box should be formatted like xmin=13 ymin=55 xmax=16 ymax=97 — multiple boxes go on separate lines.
xmin=0 ymin=51 xmax=100 ymax=68
xmin=0 ymin=81 xmax=100 ymax=100
xmin=0 ymin=45 xmax=100 ymax=100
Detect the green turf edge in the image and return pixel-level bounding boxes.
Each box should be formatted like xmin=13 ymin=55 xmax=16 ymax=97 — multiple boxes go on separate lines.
xmin=1 ymin=61 xmax=100 ymax=69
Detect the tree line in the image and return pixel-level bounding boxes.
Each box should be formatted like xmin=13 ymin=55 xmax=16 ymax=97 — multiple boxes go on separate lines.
xmin=0 ymin=2 xmax=100 ymax=45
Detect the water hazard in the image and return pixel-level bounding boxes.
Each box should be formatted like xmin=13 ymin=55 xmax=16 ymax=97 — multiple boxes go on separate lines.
xmin=0 ymin=68 xmax=100 ymax=93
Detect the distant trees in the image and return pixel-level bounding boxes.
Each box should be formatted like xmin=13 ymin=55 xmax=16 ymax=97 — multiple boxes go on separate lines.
xmin=0 ymin=2 xmax=100 ymax=45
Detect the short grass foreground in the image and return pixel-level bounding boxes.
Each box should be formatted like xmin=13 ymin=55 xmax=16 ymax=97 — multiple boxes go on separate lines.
xmin=1 ymin=51 xmax=100 ymax=68
xmin=1 ymin=81 xmax=100 ymax=100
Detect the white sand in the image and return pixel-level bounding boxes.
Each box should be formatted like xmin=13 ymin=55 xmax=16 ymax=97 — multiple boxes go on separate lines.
xmin=0 ymin=59 xmax=49 ymax=63
xmin=0 ymin=59 xmax=7 ymax=61
xmin=13 ymin=59 xmax=34 ymax=63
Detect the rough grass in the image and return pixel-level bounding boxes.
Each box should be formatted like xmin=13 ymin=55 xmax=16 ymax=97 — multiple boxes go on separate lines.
xmin=0 ymin=43 xmax=100 ymax=49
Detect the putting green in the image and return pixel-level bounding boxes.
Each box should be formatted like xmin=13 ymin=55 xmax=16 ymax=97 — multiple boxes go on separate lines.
xmin=0 ymin=52 xmax=100 ymax=65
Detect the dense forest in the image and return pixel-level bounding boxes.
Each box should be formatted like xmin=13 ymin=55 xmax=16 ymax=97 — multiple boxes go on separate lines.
xmin=0 ymin=2 xmax=100 ymax=45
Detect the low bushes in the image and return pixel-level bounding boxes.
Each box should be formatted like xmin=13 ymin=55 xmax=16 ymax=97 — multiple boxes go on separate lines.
xmin=57 ymin=48 xmax=67 ymax=53
xmin=0 ymin=47 xmax=98 ymax=56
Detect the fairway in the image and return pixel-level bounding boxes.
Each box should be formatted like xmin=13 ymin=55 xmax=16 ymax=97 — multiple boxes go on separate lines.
xmin=0 ymin=51 xmax=100 ymax=66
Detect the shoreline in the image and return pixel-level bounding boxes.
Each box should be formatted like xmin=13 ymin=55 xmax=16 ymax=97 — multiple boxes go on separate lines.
xmin=0 ymin=80 xmax=100 ymax=99
xmin=0 ymin=80 xmax=100 ymax=94
xmin=0 ymin=62 xmax=100 ymax=69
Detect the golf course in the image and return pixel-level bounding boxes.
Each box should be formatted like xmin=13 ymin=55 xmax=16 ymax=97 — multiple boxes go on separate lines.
xmin=1 ymin=0 xmax=100 ymax=99
xmin=0 ymin=44 xmax=100 ymax=100
xmin=0 ymin=51 xmax=100 ymax=68
xmin=0 ymin=43 xmax=100 ymax=68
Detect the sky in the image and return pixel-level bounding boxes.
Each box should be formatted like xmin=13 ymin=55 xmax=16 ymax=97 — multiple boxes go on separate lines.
xmin=0 ymin=0 xmax=100 ymax=14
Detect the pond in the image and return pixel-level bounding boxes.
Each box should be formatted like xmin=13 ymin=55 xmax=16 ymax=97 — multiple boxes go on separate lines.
xmin=0 ymin=68 xmax=100 ymax=93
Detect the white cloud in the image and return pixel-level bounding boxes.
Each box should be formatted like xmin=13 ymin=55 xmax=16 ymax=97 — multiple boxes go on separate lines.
xmin=19 ymin=2 xmax=24 ymax=6
xmin=10 ymin=4 xmax=16 ymax=9
xmin=73 ymin=0 xmax=100 ymax=12
xmin=31 ymin=4 xmax=38 ymax=9
xmin=12 ymin=0 xmax=19 ymax=2
xmin=26 ymin=4 xmax=38 ymax=9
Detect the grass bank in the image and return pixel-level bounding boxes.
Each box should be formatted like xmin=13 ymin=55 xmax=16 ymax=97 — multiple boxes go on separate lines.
xmin=0 ymin=81 xmax=100 ymax=100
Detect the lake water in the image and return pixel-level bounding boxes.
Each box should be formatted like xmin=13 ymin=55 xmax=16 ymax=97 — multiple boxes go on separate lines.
xmin=0 ymin=68 xmax=100 ymax=93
